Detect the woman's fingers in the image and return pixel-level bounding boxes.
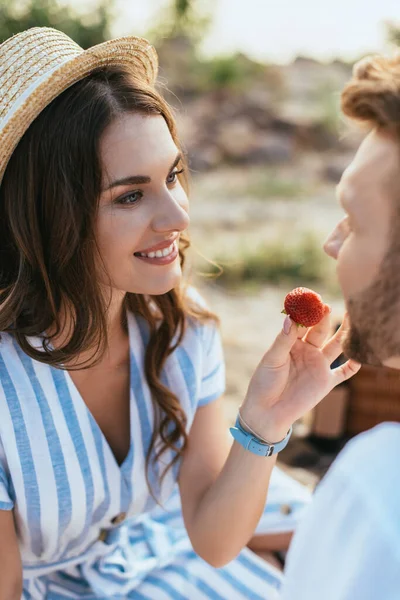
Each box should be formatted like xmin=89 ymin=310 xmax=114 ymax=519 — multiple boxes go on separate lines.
xmin=261 ymin=316 xmax=299 ymax=368
xmin=302 ymin=305 xmax=332 ymax=348
xmin=331 ymin=358 xmax=362 ymax=386
xmin=321 ymin=312 xmax=349 ymax=363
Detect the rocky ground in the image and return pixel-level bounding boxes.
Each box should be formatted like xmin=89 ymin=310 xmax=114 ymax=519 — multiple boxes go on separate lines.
xmin=156 ymin=43 xmax=365 ymax=487
xmin=185 ymin=160 xmax=350 ymax=489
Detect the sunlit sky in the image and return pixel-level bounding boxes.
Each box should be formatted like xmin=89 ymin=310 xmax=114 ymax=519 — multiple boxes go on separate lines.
xmin=107 ymin=0 xmax=400 ymax=64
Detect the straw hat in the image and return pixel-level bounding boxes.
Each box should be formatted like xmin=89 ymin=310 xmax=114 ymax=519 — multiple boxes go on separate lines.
xmin=0 ymin=27 xmax=158 ymax=185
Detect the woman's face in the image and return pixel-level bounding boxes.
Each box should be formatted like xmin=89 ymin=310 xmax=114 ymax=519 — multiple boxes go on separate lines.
xmin=96 ymin=113 xmax=190 ymax=297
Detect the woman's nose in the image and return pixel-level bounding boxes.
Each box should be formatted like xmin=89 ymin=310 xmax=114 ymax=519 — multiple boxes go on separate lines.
xmin=152 ymin=190 xmax=190 ymax=233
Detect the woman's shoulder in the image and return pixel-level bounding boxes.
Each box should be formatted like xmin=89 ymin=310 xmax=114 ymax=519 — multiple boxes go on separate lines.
xmin=0 ymin=331 xmax=16 ymax=357
xmin=183 ymin=285 xmax=209 ymax=310
xmin=182 ymin=286 xmax=221 ymax=348
xmin=126 ymin=286 xmax=222 ymax=361
xmin=0 ymin=333 xmax=27 ymax=407
xmin=0 ymin=331 xmax=44 ymax=391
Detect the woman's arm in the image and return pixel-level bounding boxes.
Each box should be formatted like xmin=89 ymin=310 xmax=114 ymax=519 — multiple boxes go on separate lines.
xmin=0 ymin=510 xmax=22 ymax=600
xmin=179 ymin=312 xmax=360 ymax=567
xmin=179 ymin=397 xmax=278 ymax=567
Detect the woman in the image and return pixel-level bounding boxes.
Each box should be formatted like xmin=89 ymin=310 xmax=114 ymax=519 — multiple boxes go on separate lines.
xmin=0 ymin=27 xmax=360 ymax=599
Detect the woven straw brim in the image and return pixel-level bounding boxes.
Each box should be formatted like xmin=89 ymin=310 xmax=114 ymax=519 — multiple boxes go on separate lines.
xmin=0 ymin=35 xmax=158 ymax=185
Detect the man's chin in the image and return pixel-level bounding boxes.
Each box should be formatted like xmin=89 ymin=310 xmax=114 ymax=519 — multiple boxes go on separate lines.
xmin=342 ymin=326 xmax=382 ymax=366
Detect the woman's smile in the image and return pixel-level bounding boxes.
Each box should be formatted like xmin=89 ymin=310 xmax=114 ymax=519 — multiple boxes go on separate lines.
xmin=134 ymin=239 xmax=179 ymax=265
xmin=97 ymin=114 xmax=189 ymax=295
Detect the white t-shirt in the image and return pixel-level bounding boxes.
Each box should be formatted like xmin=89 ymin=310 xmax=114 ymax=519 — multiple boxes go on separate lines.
xmin=281 ymin=422 xmax=400 ymax=600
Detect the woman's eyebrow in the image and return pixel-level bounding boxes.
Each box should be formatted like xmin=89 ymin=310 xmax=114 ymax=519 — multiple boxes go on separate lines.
xmin=102 ymin=152 xmax=182 ymax=192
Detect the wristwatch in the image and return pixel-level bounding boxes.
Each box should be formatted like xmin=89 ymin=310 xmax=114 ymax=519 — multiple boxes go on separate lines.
xmin=230 ymin=417 xmax=292 ymax=457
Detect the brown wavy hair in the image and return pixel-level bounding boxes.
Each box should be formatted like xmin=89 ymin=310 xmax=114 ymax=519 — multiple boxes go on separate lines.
xmin=0 ymin=64 xmax=217 ymax=493
xmin=341 ymin=53 xmax=400 ymax=129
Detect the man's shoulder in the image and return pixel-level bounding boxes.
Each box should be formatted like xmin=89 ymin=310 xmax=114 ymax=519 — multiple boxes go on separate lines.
xmin=323 ymin=422 xmax=400 ymax=531
xmin=282 ymin=428 xmax=400 ymax=600
xmin=336 ymin=422 xmax=400 ymax=475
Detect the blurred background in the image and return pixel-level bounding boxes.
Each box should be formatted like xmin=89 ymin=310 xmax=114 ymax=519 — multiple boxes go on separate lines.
xmin=2 ymin=0 xmax=400 ymax=485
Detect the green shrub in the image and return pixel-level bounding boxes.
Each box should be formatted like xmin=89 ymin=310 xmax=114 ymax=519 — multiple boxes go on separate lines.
xmin=196 ymin=53 xmax=271 ymax=93
xmin=245 ymin=172 xmax=306 ymax=199
xmin=204 ymin=232 xmax=338 ymax=290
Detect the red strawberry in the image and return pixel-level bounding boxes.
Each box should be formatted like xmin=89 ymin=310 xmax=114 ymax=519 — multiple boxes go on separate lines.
xmin=282 ymin=287 xmax=327 ymax=327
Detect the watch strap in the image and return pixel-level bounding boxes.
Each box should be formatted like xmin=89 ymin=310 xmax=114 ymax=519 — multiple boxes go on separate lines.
xmin=229 ymin=417 xmax=292 ymax=457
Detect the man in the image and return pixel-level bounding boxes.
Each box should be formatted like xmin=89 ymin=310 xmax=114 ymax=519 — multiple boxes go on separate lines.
xmin=281 ymin=54 xmax=400 ymax=599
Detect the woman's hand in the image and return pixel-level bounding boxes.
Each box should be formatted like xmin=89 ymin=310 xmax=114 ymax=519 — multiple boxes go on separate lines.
xmin=240 ymin=308 xmax=361 ymax=441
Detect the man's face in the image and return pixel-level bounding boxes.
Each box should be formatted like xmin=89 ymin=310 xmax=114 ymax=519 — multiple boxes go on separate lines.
xmin=324 ymin=129 xmax=400 ymax=367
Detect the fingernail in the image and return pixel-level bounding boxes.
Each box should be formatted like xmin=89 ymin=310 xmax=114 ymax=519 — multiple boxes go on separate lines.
xmin=283 ymin=315 xmax=292 ymax=335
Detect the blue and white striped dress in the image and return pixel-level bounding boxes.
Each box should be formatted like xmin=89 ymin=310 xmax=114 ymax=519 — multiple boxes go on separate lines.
xmin=0 ymin=302 xmax=311 ymax=599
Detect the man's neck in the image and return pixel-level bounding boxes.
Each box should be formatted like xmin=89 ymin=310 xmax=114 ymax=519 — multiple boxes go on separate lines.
xmin=382 ymin=356 xmax=400 ymax=369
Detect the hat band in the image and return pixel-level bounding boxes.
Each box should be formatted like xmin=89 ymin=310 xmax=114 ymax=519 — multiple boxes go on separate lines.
xmin=0 ymin=52 xmax=81 ymax=131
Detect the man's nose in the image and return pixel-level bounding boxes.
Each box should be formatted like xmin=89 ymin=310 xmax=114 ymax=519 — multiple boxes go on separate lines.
xmin=323 ymin=217 xmax=349 ymax=260
xmin=323 ymin=228 xmax=341 ymax=260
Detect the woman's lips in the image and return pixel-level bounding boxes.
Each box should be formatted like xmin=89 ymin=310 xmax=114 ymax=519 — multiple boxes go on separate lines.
xmin=136 ymin=235 xmax=179 ymax=255
xmin=134 ymin=240 xmax=179 ymax=265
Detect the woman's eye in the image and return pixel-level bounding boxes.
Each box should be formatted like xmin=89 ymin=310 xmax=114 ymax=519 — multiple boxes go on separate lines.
xmin=117 ymin=190 xmax=143 ymax=205
xmin=166 ymin=168 xmax=184 ymax=185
